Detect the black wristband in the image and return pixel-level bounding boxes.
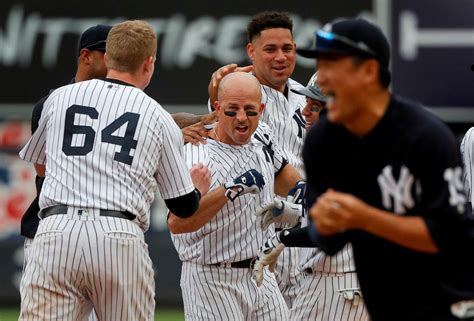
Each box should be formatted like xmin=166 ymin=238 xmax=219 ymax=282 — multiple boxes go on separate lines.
xmin=195 ymin=188 xmax=202 ymax=201
xmin=279 ymin=226 xmax=316 ymax=248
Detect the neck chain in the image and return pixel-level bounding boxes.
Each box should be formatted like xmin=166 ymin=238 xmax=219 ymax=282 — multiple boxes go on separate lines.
xmin=213 ymin=129 xmax=221 ymax=142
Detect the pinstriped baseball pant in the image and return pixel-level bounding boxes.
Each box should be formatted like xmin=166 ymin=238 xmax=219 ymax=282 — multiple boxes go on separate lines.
xmin=180 ymin=261 xmax=289 ymax=321
xmin=274 ymin=246 xmax=301 ymax=309
xmin=22 ymin=237 xmax=100 ymax=321
xmin=289 ymin=270 xmax=370 ymax=321
xmin=19 ymin=210 xmax=155 ymax=321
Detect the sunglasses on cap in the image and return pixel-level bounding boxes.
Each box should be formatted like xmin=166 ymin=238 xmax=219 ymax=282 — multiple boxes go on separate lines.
xmin=316 ymin=30 xmax=376 ymax=58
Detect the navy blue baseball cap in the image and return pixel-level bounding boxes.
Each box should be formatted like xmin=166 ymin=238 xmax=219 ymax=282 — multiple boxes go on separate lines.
xmin=297 ymin=18 xmax=390 ymax=68
xmin=77 ymin=24 xmax=112 ymax=56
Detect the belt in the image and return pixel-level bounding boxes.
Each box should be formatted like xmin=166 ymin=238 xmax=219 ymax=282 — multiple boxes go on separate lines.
xmin=211 ymin=258 xmax=256 ymax=269
xmin=40 ymin=205 xmax=136 ymax=221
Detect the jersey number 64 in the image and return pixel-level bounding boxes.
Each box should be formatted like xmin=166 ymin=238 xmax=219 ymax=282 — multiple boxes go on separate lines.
xmin=62 ymin=104 xmax=139 ymax=165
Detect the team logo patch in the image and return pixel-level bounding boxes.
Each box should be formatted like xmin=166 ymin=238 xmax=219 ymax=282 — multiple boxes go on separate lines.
xmin=377 ymin=165 xmax=415 ymax=214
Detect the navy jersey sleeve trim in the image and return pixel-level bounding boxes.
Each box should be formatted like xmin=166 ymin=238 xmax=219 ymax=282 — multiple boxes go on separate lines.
xmin=274 ymin=159 xmax=289 ymax=176
xmin=165 ymin=188 xmax=201 ymax=218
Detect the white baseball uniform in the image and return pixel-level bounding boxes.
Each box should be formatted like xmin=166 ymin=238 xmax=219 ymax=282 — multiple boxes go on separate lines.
xmin=259 ymin=79 xmax=306 ymax=308
xmin=171 ymin=123 xmax=289 ymax=321
xmin=19 ymin=78 xmax=195 ymax=321
xmin=461 ymin=127 xmax=474 ymax=209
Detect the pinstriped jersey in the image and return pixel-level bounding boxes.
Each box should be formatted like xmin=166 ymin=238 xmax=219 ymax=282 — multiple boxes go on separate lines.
xmin=461 ymin=127 xmax=474 ymax=208
xmin=171 ymin=123 xmax=288 ymax=264
xmin=260 ymin=78 xmax=307 ymax=176
xmin=300 ymin=240 xmax=356 ymax=273
xmin=19 ymin=78 xmax=194 ymax=231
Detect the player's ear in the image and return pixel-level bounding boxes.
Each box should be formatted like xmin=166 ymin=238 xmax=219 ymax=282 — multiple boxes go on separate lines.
xmin=247 ymin=43 xmax=255 ymax=61
xmin=259 ymin=103 xmax=265 ymax=114
xmin=362 ymin=59 xmax=379 ymax=85
xmin=104 ymin=53 xmax=110 ymax=69
xmin=143 ymin=56 xmax=154 ymax=74
xmin=213 ymin=100 xmax=221 ymax=113
xmin=79 ymin=49 xmax=92 ymax=65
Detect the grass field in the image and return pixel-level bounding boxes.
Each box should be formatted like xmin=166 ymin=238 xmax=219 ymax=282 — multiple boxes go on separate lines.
xmin=0 ymin=308 xmax=184 ymax=321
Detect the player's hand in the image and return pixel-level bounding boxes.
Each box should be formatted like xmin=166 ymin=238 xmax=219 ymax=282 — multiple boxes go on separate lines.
xmin=224 ymin=169 xmax=265 ymax=201
xmin=252 ymin=231 xmax=285 ymax=287
xmin=190 ymin=163 xmax=211 ymax=197
xmin=182 ymin=122 xmax=209 ymax=145
xmin=256 ymin=198 xmax=302 ymax=230
xmin=208 ymin=64 xmax=254 ymax=105
xmin=287 ymin=180 xmax=306 ymax=204
xmin=200 ymin=111 xmax=218 ymax=126
xmin=310 ymin=189 xmax=370 ymax=235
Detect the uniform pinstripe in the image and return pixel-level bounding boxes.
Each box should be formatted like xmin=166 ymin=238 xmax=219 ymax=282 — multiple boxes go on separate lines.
xmin=172 ymin=123 xmax=289 ymax=320
xmin=259 ymin=78 xmax=306 ymax=308
xmin=461 ymin=127 xmax=474 ymax=208
xmin=19 ymin=78 xmax=195 ymax=321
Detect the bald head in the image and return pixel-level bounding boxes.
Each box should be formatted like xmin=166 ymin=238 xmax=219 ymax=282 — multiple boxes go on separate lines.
xmin=213 ymin=72 xmax=264 ymax=146
xmin=218 ymin=72 xmax=262 ymax=101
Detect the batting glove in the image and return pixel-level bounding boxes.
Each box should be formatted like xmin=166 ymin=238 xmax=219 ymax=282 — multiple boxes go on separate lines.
xmin=252 ymin=231 xmax=285 ymax=287
xmin=256 ymin=198 xmax=302 ymax=230
xmin=287 ymin=180 xmax=306 ymax=204
xmin=224 ymin=169 xmax=265 ymax=201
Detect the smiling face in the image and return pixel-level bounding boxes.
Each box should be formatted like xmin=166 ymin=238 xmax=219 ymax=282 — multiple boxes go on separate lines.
xmin=214 ymin=73 xmax=264 ymax=145
xmin=316 ymin=54 xmax=369 ymax=125
xmin=247 ymin=28 xmax=296 ymax=93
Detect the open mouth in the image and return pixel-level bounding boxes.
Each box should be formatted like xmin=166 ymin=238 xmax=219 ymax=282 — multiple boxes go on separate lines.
xmin=326 ymin=93 xmax=335 ymax=109
xmin=272 ymin=65 xmax=287 ymax=73
xmin=235 ymin=125 xmax=249 ymax=134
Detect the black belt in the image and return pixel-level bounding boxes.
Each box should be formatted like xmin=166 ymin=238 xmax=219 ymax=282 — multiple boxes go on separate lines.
xmin=212 ymin=258 xmax=255 ymax=269
xmin=40 ymin=205 xmax=136 ymax=221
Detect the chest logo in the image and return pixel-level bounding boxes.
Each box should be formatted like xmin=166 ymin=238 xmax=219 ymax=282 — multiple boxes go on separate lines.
xmin=377 ymin=165 xmax=415 ymax=214
xmin=292 ymin=109 xmax=305 ymax=139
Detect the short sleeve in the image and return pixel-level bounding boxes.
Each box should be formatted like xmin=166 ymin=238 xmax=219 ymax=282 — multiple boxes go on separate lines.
xmin=414 ymin=123 xmax=474 ymax=253
xmin=155 ymin=114 xmax=195 ymax=200
xmin=19 ymin=94 xmax=57 ymax=164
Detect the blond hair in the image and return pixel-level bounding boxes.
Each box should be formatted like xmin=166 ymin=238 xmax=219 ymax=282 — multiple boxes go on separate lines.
xmin=106 ymin=20 xmax=157 ymax=73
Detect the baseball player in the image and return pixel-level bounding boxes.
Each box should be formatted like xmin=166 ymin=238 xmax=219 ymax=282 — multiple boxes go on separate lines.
xmin=291 ymin=73 xmax=327 ymax=130
xmin=168 ymin=72 xmax=304 ymax=320
xmin=20 ymin=23 xmax=112 ymax=321
xmin=255 ymin=17 xmax=474 ymax=321
xmin=461 ymin=127 xmax=474 ymax=212
xmin=207 ymin=11 xmax=307 ymax=308
xmin=18 ymin=20 xmax=210 ymax=321
xmin=254 ymin=72 xmax=369 ymax=320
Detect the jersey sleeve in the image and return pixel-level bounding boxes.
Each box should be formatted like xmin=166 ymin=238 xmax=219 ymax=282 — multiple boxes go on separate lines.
xmin=461 ymin=127 xmax=474 ymax=208
xmin=155 ymin=114 xmax=195 ymax=200
xmin=415 ymin=123 xmax=474 ymax=253
xmin=18 ymin=94 xmax=56 ymax=164
xmin=31 ymin=95 xmax=49 ymax=134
